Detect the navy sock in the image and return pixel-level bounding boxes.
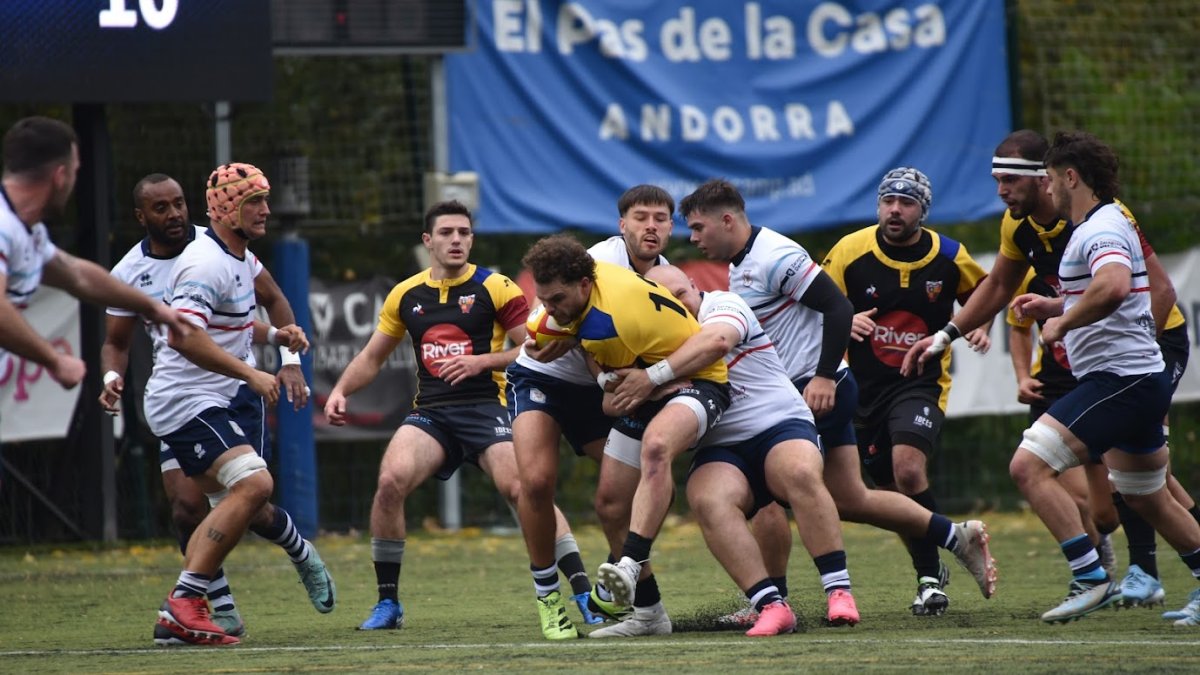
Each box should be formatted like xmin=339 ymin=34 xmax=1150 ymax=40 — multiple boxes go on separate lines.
xmin=1115 ymin=492 xmax=1158 ymax=578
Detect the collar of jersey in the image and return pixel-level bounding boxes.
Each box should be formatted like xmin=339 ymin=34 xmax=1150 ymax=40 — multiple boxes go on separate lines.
xmin=731 ymin=225 xmax=762 ymax=266
xmin=869 ymin=225 xmax=939 ymax=272
xmin=141 ymin=223 xmax=198 ymax=260
xmin=205 ymin=226 xmax=245 ymax=261
xmin=424 ymin=263 xmax=476 ymax=288
xmin=1023 ymin=214 xmax=1070 ymax=242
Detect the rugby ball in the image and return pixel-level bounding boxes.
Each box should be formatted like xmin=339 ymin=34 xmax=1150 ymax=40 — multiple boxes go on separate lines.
xmin=525 ymin=305 xmax=575 ymax=348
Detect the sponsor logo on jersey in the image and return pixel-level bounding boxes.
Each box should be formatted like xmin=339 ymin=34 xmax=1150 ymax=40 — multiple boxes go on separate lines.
xmin=865 ymin=284 xmax=878 ymax=298
xmin=412 ymin=303 xmax=423 ymax=315
xmin=420 ymin=323 xmax=473 ymax=375
xmin=458 ymin=294 xmax=476 ymax=314
xmin=925 ymin=280 xmax=943 ymax=302
xmin=870 ymin=310 xmax=928 ymax=368
xmin=138 ymin=272 xmax=153 ymax=287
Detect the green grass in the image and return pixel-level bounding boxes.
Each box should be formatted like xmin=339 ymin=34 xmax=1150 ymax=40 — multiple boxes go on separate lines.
xmin=2 ymin=512 xmax=1199 ymax=673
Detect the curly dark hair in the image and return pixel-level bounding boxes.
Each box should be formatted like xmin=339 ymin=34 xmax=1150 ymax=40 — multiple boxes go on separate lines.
xmin=1044 ymin=131 xmax=1120 ymax=203
xmin=679 ymin=179 xmax=745 ymax=219
xmin=522 ymin=235 xmax=596 ymax=286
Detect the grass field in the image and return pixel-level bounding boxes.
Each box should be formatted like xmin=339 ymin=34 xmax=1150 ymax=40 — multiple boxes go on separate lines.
xmin=2 ymin=511 xmax=1199 ymax=673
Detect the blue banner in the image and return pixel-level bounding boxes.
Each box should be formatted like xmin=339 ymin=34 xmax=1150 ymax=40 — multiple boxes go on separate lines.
xmin=447 ymin=1 xmax=1011 ymax=234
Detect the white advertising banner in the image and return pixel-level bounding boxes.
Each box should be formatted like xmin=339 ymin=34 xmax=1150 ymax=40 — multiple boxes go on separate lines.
xmin=0 ymin=287 xmax=83 ymax=441
xmin=945 ymin=249 xmax=1200 ymax=418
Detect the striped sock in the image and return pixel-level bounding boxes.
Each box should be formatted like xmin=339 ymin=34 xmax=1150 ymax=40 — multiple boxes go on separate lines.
xmin=532 ymin=563 xmax=560 ymax=597
xmin=813 ymin=550 xmax=851 ymax=593
xmin=746 ymin=578 xmax=783 ymax=612
xmin=206 ymin=568 xmax=236 ymax=612
xmin=1061 ymin=533 xmax=1105 ymax=582
xmin=253 ymin=506 xmax=310 ymax=563
xmin=172 ymin=570 xmax=211 ymax=598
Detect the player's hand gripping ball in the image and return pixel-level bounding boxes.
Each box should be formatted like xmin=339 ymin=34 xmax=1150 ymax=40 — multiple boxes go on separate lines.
xmin=526 ymin=305 xmax=574 ymax=348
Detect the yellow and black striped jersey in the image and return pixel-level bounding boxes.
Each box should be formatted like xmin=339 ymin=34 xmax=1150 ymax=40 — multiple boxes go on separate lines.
xmin=377 ymin=264 xmax=528 ymax=408
xmin=822 ymin=226 xmax=986 ymax=413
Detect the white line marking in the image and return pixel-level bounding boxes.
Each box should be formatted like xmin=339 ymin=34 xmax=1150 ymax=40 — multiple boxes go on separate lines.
xmin=4 ymin=636 xmax=1200 ymax=657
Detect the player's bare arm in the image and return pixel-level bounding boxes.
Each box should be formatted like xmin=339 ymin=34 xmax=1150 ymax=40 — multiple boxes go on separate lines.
xmin=168 ymin=322 xmax=279 ymax=406
xmin=1040 ymin=263 xmax=1130 ymax=345
xmin=324 ymin=330 xmax=402 ymax=426
xmin=902 ymin=254 xmax=1026 ymax=375
xmin=98 ymin=313 xmax=138 ymax=413
xmin=0 ymin=277 xmax=84 ymax=388
xmin=1008 ymin=324 xmax=1045 ymax=404
xmin=610 ymin=322 xmax=735 ymax=415
xmin=1143 ymin=251 xmax=1176 ymax=337
xmin=42 ymin=249 xmax=188 ymax=336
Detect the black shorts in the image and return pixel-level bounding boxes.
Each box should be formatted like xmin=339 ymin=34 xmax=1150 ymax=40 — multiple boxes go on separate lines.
xmin=612 ymin=379 xmax=731 ymax=443
xmin=1159 ymin=323 xmax=1190 ymax=394
xmin=856 ymin=393 xmax=944 ymax=488
xmin=402 ymin=402 xmax=513 ymax=481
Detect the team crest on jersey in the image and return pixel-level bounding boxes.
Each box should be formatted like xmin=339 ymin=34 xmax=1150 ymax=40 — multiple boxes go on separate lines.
xmin=925 ymin=280 xmax=943 ymax=302
xmin=458 ymin=294 xmax=476 ymax=314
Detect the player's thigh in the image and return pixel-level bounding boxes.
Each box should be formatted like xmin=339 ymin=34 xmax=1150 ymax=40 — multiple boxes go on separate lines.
xmin=596 ymin=451 xmax=640 ymax=511
xmin=763 ymin=439 xmax=824 ymax=498
xmin=686 ymin=459 xmax=755 ymax=516
xmin=643 ymin=401 xmax=704 ymax=459
xmin=379 ymin=423 xmax=447 ymax=490
xmin=821 ymin=443 xmax=869 ymax=500
xmin=511 ymin=409 xmax=562 ymax=481
xmin=478 ymin=440 xmax=521 ymax=499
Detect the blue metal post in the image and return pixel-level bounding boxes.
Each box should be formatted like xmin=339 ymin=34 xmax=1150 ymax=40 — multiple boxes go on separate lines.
xmin=273 ymin=232 xmax=318 ymax=538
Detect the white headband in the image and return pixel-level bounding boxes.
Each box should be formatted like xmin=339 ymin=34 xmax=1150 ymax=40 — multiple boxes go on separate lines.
xmin=992 ymin=156 xmax=1046 ymax=177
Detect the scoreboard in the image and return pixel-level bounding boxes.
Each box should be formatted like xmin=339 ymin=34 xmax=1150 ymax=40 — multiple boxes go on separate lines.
xmin=0 ymin=0 xmax=273 ymax=103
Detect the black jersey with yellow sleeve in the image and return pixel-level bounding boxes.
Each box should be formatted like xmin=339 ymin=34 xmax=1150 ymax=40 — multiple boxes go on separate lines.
xmin=822 ymin=226 xmax=986 ymax=414
xmin=1007 ymin=269 xmax=1077 ymax=401
xmin=377 ymin=264 xmax=529 ymax=408
xmin=999 ymin=199 xmax=1184 ymax=332
xmin=560 ymin=261 xmax=727 ymax=384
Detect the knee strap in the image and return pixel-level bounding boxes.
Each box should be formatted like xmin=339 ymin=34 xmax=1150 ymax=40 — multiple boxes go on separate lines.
xmin=1108 ymin=466 xmax=1168 ymax=496
xmin=1020 ymin=421 xmax=1079 ymax=473
xmin=215 ymin=452 xmax=268 ymax=489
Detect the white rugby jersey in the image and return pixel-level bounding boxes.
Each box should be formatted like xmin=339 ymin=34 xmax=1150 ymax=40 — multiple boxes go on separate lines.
xmin=513 ymin=236 xmax=668 ymax=386
xmin=108 ymin=226 xmax=262 ymax=363
xmin=729 ymin=226 xmax=827 ymax=381
xmin=699 ymin=290 xmax=811 ymax=448
xmin=1058 ymin=202 xmax=1163 ymax=378
xmin=144 ymin=229 xmax=261 ymax=436
xmin=0 ymin=187 xmax=58 ymax=372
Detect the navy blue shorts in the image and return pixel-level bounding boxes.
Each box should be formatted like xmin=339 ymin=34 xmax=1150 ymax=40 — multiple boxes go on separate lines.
xmin=688 ymin=418 xmax=821 ymax=519
xmin=856 ymin=394 xmax=944 ymax=488
xmin=506 ymin=363 xmax=611 ymax=456
xmin=159 ymin=385 xmax=268 ymax=476
xmin=403 ymin=402 xmax=513 ymax=480
xmin=793 ymin=367 xmax=858 ymax=451
xmin=1046 ymin=369 xmax=1171 ymax=461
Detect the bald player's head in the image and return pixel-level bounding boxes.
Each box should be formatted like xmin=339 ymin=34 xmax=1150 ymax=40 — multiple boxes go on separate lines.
xmin=644 ymin=264 xmax=701 ymax=316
